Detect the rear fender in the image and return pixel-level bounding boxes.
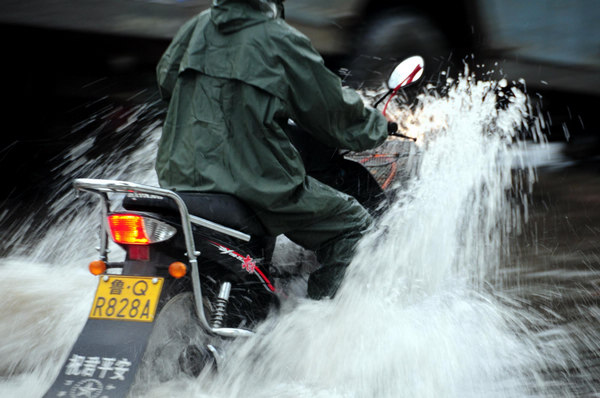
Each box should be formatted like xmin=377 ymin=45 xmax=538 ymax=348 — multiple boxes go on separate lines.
xmin=43 ymin=276 xmax=186 ymax=398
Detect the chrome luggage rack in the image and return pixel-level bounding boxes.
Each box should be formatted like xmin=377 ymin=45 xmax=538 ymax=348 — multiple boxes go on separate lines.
xmin=74 ymin=178 xmax=253 ymax=338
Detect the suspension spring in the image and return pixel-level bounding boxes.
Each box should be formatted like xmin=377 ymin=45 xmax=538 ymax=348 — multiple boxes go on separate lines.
xmin=211 ymin=282 xmax=231 ymax=329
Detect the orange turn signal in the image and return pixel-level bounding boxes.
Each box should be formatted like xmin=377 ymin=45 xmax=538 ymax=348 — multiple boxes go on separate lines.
xmin=169 ymin=262 xmax=187 ymax=279
xmin=89 ymin=260 xmax=107 ymax=276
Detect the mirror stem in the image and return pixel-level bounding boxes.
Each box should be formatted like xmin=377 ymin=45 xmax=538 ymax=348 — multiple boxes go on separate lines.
xmin=373 ymin=88 xmax=393 ymax=108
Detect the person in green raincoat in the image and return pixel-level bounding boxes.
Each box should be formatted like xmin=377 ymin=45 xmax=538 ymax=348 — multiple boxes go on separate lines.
xmin=156 ymin=0 xmax=392 ymax=299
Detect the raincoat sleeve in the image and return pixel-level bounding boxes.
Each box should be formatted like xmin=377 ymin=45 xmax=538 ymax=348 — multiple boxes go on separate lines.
xmin=280 ymin=32 xmax=389 ymax=152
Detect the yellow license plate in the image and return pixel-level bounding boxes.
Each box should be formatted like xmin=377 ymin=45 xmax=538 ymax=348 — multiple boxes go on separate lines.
xmin=89 ymin=276 xmax=164 ymax=322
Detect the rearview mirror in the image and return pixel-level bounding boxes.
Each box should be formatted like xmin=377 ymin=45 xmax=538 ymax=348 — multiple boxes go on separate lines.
xmin=387 ymin=55 xmax=425 ymax=89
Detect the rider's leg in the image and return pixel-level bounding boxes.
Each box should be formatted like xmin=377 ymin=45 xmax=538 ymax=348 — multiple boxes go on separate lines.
xmin=285 ymin=202 xmax=371 ymax=299
xmin=247 ymin=177 xmax=373 ymax=299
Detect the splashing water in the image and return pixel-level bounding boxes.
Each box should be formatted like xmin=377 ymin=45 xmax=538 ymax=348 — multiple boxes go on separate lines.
xmin=0 ymin=103 xmax=162 ymax=397
xmin=174 ymin=77 xmax=562 ymax=398
xmin=0 ymin=75 xmax=587 ymax=397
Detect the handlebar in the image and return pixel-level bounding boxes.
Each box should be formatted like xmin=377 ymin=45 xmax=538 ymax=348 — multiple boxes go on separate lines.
xmin=390 ymin=131 xmax=417 ymax=142
xmin=387 ymin=121 xmax=416 ymax=142
xmin=387 ymin=122 xmax=398 ymax=134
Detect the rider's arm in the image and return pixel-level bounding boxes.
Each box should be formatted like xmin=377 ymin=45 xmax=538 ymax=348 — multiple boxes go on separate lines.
xmin=278 ymin=31 xmax=389 ymax=152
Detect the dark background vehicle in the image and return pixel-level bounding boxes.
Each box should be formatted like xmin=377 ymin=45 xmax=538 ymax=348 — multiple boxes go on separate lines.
xmin=0 ymin=0 xmax=599 ymax=206
xmin=2 ymin=0 xmax=598 ymax=91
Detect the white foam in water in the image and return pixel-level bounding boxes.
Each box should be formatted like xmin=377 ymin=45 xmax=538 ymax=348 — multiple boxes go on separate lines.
xmin=0 ymin=118 xmax=161 ymax=397
xmin=0 ymin=260 xmax=95 ymax=397
xmin=0 ymin=77 xmax=582 ymax=397
xmin=172 ymin=77 xmax=561 ymax=398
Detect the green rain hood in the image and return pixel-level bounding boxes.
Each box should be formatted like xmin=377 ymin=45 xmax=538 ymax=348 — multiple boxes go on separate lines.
xmin=155 ymin=0 xmax=388 ymax=234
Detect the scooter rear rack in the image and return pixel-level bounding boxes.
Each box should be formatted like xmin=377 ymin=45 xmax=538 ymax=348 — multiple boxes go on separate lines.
xmin=74 ymin=178 xmax=254 ymax=338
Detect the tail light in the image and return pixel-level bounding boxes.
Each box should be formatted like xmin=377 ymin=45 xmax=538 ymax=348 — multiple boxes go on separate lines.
xmin=107 ymin=214 xmax=176 ymax=245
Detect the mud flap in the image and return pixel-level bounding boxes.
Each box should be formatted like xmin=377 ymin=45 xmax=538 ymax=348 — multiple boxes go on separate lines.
xmin=43 ymin=318 xmax=154 ymax=398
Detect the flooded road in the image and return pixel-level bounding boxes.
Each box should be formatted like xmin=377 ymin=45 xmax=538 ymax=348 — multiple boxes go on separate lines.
xmin=1 ymin=75 xmax=600 ymax=397
xmin=506 ymin=160 xmax=600 ymax=396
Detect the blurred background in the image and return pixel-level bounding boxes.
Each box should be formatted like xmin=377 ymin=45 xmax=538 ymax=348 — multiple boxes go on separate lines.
xmin=0 ymin=0 xmax=599 ymax=205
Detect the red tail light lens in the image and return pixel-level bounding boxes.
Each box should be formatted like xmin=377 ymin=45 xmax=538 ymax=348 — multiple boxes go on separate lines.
xmin=107 ymin=214 xmax=176 ymax=245
xmin=108 ymin=214 xmax=150 ymax=245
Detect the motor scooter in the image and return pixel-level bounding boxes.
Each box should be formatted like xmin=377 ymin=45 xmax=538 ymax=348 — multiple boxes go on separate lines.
xmin=42 ymin=56 xmax=424 ymax=398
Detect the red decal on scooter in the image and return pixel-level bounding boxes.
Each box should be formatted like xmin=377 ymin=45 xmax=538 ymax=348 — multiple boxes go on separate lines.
xmin=209 ymin=241 xmax=276 ymax=292
xmin=242 ymin=255 xmax=256 ymax=273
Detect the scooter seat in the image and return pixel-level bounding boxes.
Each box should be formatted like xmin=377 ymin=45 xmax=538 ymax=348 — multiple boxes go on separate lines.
xmin=122 ymin=191 xmax=268 ymax=238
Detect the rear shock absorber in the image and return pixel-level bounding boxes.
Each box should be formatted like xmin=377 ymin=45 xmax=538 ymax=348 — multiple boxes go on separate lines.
xmin=211 ymin=282 xmax=232 ymax=328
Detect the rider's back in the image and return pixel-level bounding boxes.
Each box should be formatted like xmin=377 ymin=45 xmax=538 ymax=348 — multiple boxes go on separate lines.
xmin=155 ymin=1 xmax=388 ymax=219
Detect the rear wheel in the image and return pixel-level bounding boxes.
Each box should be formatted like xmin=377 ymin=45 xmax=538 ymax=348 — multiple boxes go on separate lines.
xmin=131 ymin=293 xmax=215 ymax=393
